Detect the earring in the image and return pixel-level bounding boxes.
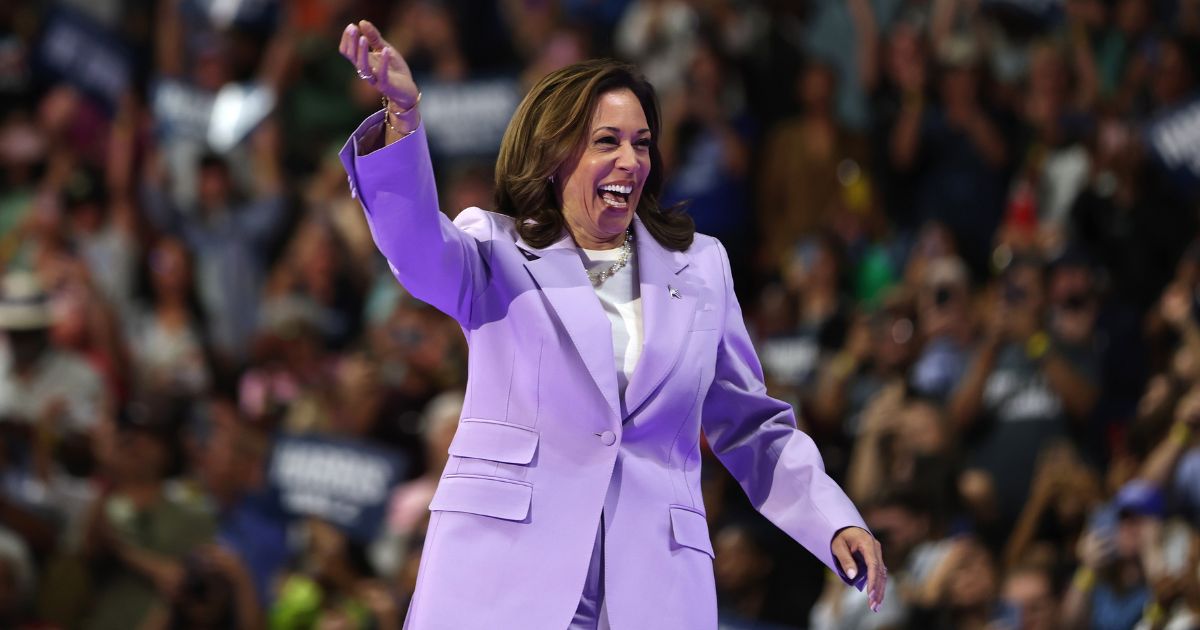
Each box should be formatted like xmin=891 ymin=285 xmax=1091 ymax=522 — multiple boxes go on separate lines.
xmin=548 ymin=175 xmax=556 ymax=183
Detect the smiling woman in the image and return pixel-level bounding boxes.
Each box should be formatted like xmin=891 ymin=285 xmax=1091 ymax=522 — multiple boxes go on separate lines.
xmin=492 ymin=61 xmax=694 ymax=251
xmin=339 ymin=19 xmax=885 ymax=630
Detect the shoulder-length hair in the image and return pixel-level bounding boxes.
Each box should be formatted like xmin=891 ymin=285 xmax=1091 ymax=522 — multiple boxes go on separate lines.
xmin=494 ymin=59 xmax=694 ymax=251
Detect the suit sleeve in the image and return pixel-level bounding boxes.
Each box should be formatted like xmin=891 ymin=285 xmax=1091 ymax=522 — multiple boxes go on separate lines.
xmin=339 ymin=111 xmax=490 ymax=324
xmin=700 ymin=240 xmax=869 ymax=589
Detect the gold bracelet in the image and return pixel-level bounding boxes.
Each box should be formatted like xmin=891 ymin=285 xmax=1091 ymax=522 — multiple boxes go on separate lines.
xmin=382 ymin=91 xmax=421 ymax=135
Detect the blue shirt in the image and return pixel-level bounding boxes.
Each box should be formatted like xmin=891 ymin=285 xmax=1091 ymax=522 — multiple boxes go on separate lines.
xmin=217 ymin=490 xmax=290 ymax=606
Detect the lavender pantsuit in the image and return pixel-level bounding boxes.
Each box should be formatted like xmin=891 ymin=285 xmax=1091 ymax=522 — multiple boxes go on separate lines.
xmin=341 ymin=111 xmax=868 ymax=629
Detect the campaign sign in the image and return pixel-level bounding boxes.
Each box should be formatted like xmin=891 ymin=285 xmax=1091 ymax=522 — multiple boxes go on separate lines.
xmin=268 ymin=434 xmax=406 ymax=542
xmin=419 ymin=77 xmax=522 ymax=159
xmin=35 ymin=4 xmax=133 ymax=112
xmin=152 ymin=79 xmax=214 ymax=142
xmin=1147 ymin=97 xmax=1200 ymax=187
xmin=982 ymin=0 xmax=1063 ymax=19
xmin=152 ymin=78 xmax=274 ymax=151
xmin=185 ymin=0 xmax=279 ymax=30
xmin=760 ymin=335 xmax=821 ymax=387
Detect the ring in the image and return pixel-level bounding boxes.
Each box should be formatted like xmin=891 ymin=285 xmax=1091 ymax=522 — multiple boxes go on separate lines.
xmin=357 ymin=70 xmax=374 ymax=83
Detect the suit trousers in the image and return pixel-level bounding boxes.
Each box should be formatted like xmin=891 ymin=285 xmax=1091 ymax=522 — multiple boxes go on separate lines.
xmin=568 ymin=516 xmax=610 ymax=629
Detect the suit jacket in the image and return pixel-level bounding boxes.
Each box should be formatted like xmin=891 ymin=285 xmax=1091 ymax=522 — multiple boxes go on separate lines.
xmin=341 ymin=110 xmax=868 ymax=630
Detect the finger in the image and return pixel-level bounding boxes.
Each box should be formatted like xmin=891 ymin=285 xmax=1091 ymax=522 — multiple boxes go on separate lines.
xmin=831 ymin=539 xmax=859 ymax=581
xmin=339 ymin=23 xmax=358 ymax=59
xmin=357 ymin=35 xmax=374 ymax=81
xmin=876 ymin=563 xmax=888 ymax=611
xmin=869 ymin=543 xmax=887 ymax=611
xmin=377 ymin=45 xmax=390 ymax=83
xmin=343 ymin=23 xmax=363 ymax=63
xmin=358 ymin=20 xmax=385 ymax=48
xmin=860 ymin=543 xmax=880 ymax=610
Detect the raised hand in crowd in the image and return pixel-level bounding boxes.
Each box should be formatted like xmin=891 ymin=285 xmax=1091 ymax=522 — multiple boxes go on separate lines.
xmin=1137 ymin=385 xmax=1200 ymax=487
xmin=1005 ymin=442 xmax=1102 ymax=569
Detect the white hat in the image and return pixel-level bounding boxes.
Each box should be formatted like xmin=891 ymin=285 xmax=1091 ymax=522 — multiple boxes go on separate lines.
xmin=0 ymin=271 xmax=53 ymax=330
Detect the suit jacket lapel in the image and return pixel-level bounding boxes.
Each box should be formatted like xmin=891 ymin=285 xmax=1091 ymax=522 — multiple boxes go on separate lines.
xmin=624 ymin=217 xmax=694 ymax=417
xmin=518 ymin=232 xmax=621 ymax=420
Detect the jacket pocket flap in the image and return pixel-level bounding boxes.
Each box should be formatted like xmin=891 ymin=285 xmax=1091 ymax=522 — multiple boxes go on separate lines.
xmin=428 ymin=474 xmax=532 ymax=521
xmin=691 ymin=307 xmax=719 ymax=331
xmin=669 ymin=505 xmax=714 ymax=558
xmin=447 ymin=419 xmax=539 ymax=464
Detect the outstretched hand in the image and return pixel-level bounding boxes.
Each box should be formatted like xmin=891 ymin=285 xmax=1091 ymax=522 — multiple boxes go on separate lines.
xmin=832 ymin=526 xmax=887 ymax=612
xmin=338 ymin=20 xmax=420 ymax=111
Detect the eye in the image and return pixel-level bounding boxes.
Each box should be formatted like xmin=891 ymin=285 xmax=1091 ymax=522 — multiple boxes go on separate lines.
xmin=594 ymin=136 xmax=618 ymax=146
xmin=635 ymin=138 xmax=652 ymax=149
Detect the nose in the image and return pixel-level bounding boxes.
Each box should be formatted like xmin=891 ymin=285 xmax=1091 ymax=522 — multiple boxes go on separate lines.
xmin=615 ymin=141 xmax=638 ymax=172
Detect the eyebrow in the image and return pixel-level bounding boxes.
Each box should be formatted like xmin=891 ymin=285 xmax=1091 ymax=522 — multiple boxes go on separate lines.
xmin=593 ymin=126 xmax=651 ymax=135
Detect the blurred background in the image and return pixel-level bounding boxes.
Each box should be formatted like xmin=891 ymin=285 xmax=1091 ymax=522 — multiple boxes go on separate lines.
xmin=0 ymin=0 xmax=1199 ymax=628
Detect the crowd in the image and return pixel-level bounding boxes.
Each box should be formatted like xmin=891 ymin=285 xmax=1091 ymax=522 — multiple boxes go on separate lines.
xmin=0 ymin=0 xmax=1199 ymax=628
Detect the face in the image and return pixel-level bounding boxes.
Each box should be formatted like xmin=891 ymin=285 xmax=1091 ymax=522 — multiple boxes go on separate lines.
xmin=946 ymin=540 xmax=997 ymax=608
xmin=898 ymin=401 xmax=945 ymax=454
xmin=198 ymin=164 xmax=231 ymax=209
xmin=555 ymin=88 xmax=652 ymax=248
xmin=1002 ymin=265 xmax=1046 ymax=336
xmin=1028 ymin=47 xmax=1066 ymax=99
xmin=1002 ymin=571 xmax=1058 ymax=630
xmin=150 ymin=239 xmax=191 ymax=297
xmin=866 ymin=505 xmax=929 ymax=566
xmin=873 ymin=307 xmax=917 ymax=369
xmin=940 ymin=67 xmax=978 ymax=107
xmin=1153 ymin=42 xmax=1192 ymax=107
xmin=799 ymin=65 xmax=835 ymax=112
xmin=919 ymin=277 xmax=967 ymax=336
xmin=689 ymin=46 xmax=722 ymax=96
xmin=713 ymin=527 xmax=771 ymax=592
xmin=115 ymin=430 xmax=169 ymax=483
xmin=784 ymin=239 xmax=837 ymax=291
xmin=298 ymin=226 xmax=338 ymax=291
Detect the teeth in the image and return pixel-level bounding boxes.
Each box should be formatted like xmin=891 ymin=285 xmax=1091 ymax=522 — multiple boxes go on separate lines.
xmin=601 ymin=194 xmax=628 ymax=208
xmin=599 ymin=183 xmax=633 ymax=195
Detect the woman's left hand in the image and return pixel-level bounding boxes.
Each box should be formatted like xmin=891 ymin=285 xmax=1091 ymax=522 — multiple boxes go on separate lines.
xmin=831 ymin=526 xmax=887 ymax=612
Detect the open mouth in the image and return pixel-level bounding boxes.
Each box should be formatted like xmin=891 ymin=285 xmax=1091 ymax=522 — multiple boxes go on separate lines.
xmin=598 ymin=183 xmax=633 ymax=208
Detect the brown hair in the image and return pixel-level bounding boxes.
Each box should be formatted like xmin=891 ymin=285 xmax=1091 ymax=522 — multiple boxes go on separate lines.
xmin=494 ymin=59 xmax=694 ymax=251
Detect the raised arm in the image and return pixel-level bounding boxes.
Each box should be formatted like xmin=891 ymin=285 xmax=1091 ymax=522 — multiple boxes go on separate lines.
xmin=337 ymin=20 xmax=490 ymax=323
xmin=700 ymin=241 xmax=886 ymax=610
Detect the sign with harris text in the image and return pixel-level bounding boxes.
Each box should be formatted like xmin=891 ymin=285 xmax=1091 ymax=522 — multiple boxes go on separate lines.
xmin=268 ymin=434 xmax=407 ymax=542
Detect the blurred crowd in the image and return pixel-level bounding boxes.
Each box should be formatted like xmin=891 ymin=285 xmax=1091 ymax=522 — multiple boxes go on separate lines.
xmin=0 ymin=0 xmax=1199 ymax=628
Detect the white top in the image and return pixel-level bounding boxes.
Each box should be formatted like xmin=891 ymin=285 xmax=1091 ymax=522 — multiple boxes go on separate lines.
xmin=0 ymin=347 xmax=104 ymax=433
xmin=577 ymin=244 xmax=643 ymax=406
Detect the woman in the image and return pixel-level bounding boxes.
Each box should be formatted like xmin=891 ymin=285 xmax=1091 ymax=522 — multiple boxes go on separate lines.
xmin=338 ymin=20 xmax=885 ymax=629
xmin=128 ymin=237 xmax=211 ymax=398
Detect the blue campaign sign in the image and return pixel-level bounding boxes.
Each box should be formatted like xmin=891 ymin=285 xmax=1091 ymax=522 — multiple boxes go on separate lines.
xmin=185 ymin=0 xmax=279 ymax=30
xmin=268 ymin=434 xmax=408 ymax=542
xmin=151 ymin=78 xmax=275 ymax=151
xmin=418 ymin=77 xmax=522 ymax=159
xmin=35 ymin=5 xmax=133 ymax=112
xmin=982 ymin=0 xmax=1063 ymax=19
xmin=1147 ymin=97 xmax=1200 ymax=188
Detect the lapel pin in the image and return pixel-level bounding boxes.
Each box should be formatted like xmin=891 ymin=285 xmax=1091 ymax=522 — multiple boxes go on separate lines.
xmin=669 ymin=285 xmax=681 ymax=299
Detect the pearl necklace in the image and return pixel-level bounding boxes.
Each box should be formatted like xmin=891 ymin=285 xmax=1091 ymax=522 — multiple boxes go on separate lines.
xmin=586 ymin=230 xmax=633 ymax=286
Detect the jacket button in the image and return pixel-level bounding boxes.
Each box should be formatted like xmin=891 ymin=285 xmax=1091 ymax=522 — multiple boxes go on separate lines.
xmin=599 ymin=431 xmax=616 ymax=446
